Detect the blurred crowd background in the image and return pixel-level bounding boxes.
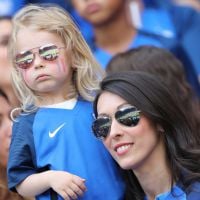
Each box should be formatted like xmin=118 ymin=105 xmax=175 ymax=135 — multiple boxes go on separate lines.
xmin=0 ymin=0 xmax=200 ymax=199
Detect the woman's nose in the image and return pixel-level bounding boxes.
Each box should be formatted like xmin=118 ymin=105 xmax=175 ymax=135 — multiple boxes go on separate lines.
xmin=109 ymin=118 xmax=124 ymax=139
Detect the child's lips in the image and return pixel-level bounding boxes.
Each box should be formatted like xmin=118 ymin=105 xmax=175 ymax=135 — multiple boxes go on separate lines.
xmin=36 ymin=74 xmax=50 ymax=81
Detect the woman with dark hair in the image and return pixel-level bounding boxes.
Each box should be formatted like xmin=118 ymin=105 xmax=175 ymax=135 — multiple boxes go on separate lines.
xmin=92 ymin=71 xmax=200 ymax=200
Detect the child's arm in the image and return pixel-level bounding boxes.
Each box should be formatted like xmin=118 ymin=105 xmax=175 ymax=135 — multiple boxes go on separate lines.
xmin=16 ymin=170 xmax=86 ymax=199
xmin=8 ymin=115 xmax=86 ymax=199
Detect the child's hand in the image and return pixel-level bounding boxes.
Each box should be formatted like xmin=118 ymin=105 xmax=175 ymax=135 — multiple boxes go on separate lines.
xmin=49 ymin=170 xmax=86 ymax=200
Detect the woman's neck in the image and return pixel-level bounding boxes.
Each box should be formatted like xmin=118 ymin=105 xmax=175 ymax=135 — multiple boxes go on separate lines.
xmin=136 ymin=166 xmax=172 ymax=200
xmin=133 ymin=140 xmax=173 ymax=200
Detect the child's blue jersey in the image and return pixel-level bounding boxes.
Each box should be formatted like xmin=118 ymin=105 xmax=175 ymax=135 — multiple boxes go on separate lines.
xmin=8 ymin=99 xmax=125 ymax=200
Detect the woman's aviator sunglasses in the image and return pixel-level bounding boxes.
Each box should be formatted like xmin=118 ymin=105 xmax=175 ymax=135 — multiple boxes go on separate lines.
xmin=92 ymin=104 xmax=140 ymax=140
xmin=15 ymin=44 xmax=65 ymax=69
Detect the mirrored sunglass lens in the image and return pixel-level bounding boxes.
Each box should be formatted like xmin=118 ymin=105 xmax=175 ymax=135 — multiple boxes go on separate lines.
xmin=92 ymin=117 xmax=111 ymax=139
xmin=39 ymin=45 xmax=59 ymax=61
xmin=16 ymin=51 xmax=34 ymax=69
xmin=116 ymin=107 xmax=140 ymax=127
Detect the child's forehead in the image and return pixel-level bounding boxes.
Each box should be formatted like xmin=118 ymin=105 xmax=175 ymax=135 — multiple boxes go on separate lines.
xmin=15 ymin=29 xmax=64 ymax=51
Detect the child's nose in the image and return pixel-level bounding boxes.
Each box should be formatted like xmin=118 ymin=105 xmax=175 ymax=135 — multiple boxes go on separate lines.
xmin=34 ymin=53 xmax=46 ymax=69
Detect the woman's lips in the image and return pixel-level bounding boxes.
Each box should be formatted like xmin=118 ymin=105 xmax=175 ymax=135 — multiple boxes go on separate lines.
xmin=114 ymin=143 xmax=133 ymax=156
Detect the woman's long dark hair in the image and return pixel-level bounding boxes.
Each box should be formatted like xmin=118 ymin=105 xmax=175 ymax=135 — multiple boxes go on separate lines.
xmin=93 ymin=71 xmax=200 ymax=199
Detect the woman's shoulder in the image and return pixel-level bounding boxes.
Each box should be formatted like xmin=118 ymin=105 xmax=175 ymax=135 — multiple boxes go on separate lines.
xmin=187 ymin=181 xmax=200 ymax=199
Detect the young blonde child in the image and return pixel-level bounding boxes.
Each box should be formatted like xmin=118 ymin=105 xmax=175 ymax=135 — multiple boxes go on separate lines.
xmin=7 ymin=4 xmax=125 ymax=200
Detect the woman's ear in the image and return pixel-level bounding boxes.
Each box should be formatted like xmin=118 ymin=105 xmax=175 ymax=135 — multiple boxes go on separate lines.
xmin=156 ymin=124 xmax=164 ymax=133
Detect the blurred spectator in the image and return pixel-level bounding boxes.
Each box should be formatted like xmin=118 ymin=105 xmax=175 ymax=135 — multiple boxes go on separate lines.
xmin=71 ymin=0 xmax=162 ymax=68
xmin=71 ymin=0 xmax=200 ymax=97
xmin=131 ymin=0 xmax=200 ymax=96
xmin=0 ymin=89 xmax=12 ymax=170
xmin=168 ymin=2 xmax=200 ymax=91
xmin=0 ymin=16 xmax=19 ymax=107
xmin=0 ymin=88 xmax=24 ymax=200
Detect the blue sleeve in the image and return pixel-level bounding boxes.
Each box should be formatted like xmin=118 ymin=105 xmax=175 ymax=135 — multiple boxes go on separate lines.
xmin=7 ymin=113 xmax=37 ymax=192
